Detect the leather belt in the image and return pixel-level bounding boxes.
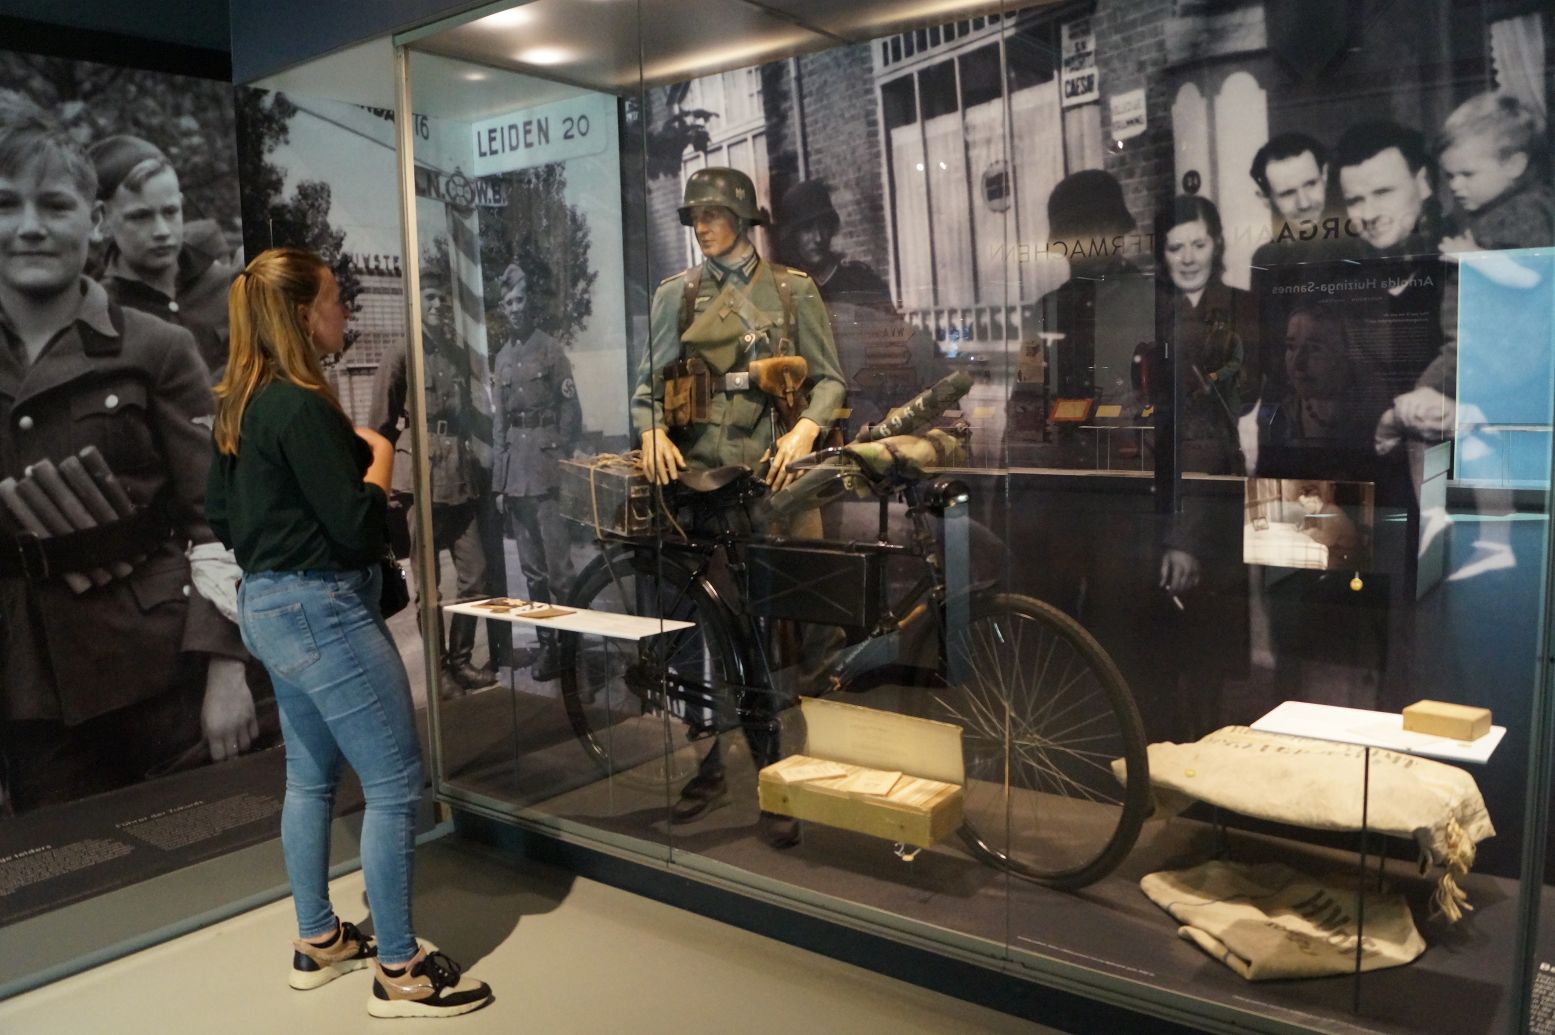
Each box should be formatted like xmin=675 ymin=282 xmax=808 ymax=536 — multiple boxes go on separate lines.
xmin=507 ymin=412 xmax=557 ymax=429
xmin=711 ymin=372 xmax=751 ymax=392
xmin=0 ymin=506 xmax=170 ymax=582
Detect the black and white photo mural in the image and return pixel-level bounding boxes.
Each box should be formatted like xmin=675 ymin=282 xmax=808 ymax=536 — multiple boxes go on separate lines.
xmin=0 ymin=48 xmax=258 ymax=922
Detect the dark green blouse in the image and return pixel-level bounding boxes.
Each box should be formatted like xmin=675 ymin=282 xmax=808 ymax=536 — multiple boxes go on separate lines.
xmin=206 ymin=379 xmax=387 ymax=572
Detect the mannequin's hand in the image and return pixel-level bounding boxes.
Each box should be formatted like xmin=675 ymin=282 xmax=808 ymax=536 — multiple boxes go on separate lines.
xmin=640 ymin=428 xmax=686 ymax=486
xmin=1159 ymin=549 xmax=1201 ymax=596
xmin=203 ymin=657 xmax=257 ymax=762
xmin=763 ymin=418 xmax=820 ymax=491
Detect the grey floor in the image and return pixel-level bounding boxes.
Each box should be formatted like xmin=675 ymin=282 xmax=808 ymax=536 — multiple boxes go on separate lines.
xmin=0 ymin=834 xmax=1060 ymax=1035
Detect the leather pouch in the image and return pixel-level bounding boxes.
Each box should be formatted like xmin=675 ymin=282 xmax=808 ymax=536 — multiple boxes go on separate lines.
xmin=661 ymin=355 xmax=710 ymax=427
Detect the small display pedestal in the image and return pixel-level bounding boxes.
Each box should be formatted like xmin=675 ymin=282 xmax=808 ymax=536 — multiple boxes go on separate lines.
xmin=442 ymin=598 xmax=694 ymax=641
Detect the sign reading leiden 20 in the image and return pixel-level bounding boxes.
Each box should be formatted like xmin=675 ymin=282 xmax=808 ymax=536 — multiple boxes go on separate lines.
xmin=470 ymin=93 xmax=614 ymax=177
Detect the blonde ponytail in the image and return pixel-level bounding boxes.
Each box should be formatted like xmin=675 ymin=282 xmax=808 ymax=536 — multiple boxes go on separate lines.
xmin=213 ymin=248 xmax=345 ymax=455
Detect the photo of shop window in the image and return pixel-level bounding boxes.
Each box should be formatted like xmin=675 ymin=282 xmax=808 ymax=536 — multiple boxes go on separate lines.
xmin=1243 ymin=477 xmax=1374 ymax=572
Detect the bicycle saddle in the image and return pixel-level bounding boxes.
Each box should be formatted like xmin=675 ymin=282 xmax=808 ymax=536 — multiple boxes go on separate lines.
xmin=677 ymin=465 xmax=751 ymax=493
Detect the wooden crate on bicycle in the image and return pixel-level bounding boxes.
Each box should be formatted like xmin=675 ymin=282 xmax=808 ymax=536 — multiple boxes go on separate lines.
xmin=759 ymin=697 xmax=964 ymax=848
xmin=559 ymin=455 xmax=658 ymax=537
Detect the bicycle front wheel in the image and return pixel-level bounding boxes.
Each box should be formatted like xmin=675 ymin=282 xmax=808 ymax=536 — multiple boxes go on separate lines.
xmin=938 ymin=593 xmax=1149 ymax=890
xmin=560 ymin=549 xmax=745 ymax=793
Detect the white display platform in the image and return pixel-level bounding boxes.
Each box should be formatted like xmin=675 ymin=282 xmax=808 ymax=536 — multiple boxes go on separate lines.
xmin=1251 ymin=700 xmax=1505 ymax=765
xmin=442 ymin=598 xmax=693 ymax=641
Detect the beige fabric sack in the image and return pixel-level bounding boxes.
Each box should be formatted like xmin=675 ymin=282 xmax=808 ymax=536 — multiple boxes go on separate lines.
xmin=1114 ymin=726 xmax=1494 ymax=921
xmin=1141 ymin=860 xmax=1426 ymax=980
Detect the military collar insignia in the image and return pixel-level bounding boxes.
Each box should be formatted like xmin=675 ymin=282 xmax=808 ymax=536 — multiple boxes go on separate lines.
xmin=705 ymin=250 xmax=759 ymax=284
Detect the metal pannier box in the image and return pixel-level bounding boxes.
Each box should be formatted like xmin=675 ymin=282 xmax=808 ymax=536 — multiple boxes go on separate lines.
xmin=559 ymin=456 xmax=658 ymax=537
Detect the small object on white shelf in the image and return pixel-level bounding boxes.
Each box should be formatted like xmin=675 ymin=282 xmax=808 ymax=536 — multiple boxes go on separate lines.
xmin=1402 ymin=700 xmax=1492 ymax=742
xmin=1251 ymin=700 xmax=1505 ymax=765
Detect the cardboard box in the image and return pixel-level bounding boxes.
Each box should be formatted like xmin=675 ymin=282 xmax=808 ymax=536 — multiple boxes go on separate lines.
xmin=1402 ymin=699 xmax=1492 ymax=741
xmin=757 ymin=697 xmax=965 ymax=848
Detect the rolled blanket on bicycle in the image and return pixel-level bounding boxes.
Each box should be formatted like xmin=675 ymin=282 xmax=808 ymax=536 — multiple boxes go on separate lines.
xmin=855 ymin=370 xmax=973 ymax=442
xmin=1111 ymin=727 xmax=1494 ymax=922
xmin=844 ymin=429 xmax=966 ymax=482
xmin=1140 ymin=859 xmax=1426 ymax=980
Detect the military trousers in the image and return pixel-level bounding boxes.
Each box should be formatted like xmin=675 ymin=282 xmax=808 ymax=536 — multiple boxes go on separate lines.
xmin=502 ymin=491 xmax=576 ymax=617
xmin=410 ymin=499 xmax=491 ymax=669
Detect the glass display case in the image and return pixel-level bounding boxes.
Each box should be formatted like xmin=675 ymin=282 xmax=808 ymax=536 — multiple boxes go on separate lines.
xmin=383 ymin=2 xmax=1555 ymax=1031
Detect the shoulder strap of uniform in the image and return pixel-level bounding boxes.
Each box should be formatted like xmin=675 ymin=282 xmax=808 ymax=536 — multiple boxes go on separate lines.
xmin=677 ymin=265 xmax=703 ymax=339
xmin=774 ymin=266 xmax=796 ymax=357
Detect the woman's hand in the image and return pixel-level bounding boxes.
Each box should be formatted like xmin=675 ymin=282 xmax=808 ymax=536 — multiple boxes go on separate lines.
xmin=354 ymin=426 xmax=392 ymax=458
xmin=640 ymin=428 xmax=686 ymax=486
xmin=764 ymin=418 xmax=821 ymax=491
xmin=354 ymin=427 xmax=394 ymax=492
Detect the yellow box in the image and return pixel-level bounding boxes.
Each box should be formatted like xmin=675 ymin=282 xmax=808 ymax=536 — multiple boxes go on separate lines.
xmin=757 ymin=698 xmax=965 ymax=848
xmin=1402 ymin=699 xmax=1492 ymax=741
xmin=759 ymin=756 xmax=963 ymax=847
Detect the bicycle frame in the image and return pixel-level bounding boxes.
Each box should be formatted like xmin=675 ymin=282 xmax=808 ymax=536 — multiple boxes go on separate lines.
xmin=588 ymin=469 xmax=976 ymax=707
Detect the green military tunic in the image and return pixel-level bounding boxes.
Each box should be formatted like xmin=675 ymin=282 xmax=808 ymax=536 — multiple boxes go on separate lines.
xmin=631 ymin=252 xmax=845 ymax=471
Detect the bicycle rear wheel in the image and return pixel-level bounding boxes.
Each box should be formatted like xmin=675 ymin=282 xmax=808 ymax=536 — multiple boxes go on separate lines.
xmin=938 ymin=593 xmax=1149 ymax=890
xmin=560 ymin=549 xmax=744 ymax=793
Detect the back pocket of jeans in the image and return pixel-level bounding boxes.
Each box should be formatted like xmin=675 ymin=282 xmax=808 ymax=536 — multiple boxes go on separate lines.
xmin=245 ymin=601 xmax=322 ymax=678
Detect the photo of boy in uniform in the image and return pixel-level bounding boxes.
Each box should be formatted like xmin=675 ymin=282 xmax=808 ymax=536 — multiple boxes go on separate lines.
xmin=0 ymin=115 xmax=250 ymax=812
xmin=89 ymin=134 xmax=234 ymax=382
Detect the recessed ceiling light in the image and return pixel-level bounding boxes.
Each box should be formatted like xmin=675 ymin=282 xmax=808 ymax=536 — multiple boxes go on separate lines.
xmin=517 ymin=46 xmax=573 ymax=65
xmin=464 ymin=70 xmax=490 ymax=80
xmin=478 ymin=7 xmax=531 ymax=29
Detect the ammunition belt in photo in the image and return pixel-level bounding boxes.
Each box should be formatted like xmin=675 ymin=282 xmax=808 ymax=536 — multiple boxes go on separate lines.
xmin=0 ymin=506 xmax=170 ymax=582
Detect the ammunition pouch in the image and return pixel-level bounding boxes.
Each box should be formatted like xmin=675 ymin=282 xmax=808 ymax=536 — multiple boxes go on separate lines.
xmin=661 ymin=355 xmax=711 ymax=428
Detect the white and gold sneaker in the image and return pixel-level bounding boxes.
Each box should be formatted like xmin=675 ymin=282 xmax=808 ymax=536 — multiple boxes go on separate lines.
xmin=368 ymin=946 xmax=492 ymax=1019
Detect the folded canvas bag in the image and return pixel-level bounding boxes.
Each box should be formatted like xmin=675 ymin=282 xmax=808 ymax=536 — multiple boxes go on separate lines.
xmin=1141 ymin=859 xmax=1426 ymax=980
xmin=1113 ymin=726 xmax=1494 ymax=921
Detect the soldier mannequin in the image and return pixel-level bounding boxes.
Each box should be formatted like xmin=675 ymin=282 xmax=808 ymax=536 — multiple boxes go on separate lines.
xmin=492 ymin=259 xmax=580 ymax=682
xmin=370 ymin=265 xmax=495 ymax=697
xmin=632 ymin=168 xmax=845 ymax=847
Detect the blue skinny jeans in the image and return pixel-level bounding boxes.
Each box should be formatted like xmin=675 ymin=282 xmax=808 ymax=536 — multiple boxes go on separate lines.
xmin=238 ymin=566 xmax=424 ymax=964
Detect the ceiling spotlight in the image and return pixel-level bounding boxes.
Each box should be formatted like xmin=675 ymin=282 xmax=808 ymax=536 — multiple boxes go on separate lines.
xmin=464 ymin=71 xmax=490 ymax=81
xmin=517 ymin=46 xmax=572 ymax=65
xmin=478 ymin=8 xmax=531 ymax=29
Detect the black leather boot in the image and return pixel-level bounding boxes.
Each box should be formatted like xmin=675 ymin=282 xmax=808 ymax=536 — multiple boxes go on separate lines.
xmin=669 ymin=745 xmax=727 ymax=823
xmin=446 ymin=615 xmax=494 ymax=689
xmin=531 ymin=629 xmax=564 ymax=682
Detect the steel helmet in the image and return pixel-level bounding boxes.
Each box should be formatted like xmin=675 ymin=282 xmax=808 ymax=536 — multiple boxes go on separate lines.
xmin=679 ymin=167 xmax=767 ymax=226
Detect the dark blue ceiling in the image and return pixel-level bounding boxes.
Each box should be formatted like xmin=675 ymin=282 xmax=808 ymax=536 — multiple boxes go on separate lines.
xmin=2 ymin=0 xmax=231 ymax=53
